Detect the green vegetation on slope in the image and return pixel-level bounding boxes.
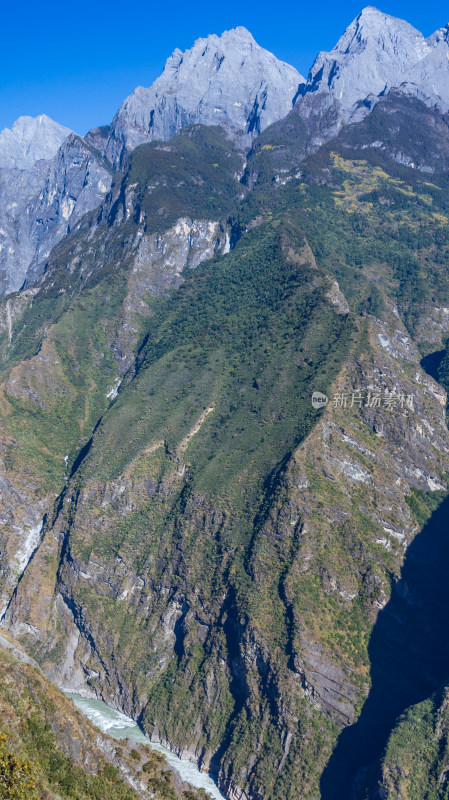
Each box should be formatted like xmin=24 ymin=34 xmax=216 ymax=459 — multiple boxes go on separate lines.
xmin=364 ymin=688 xmax=449 ymax=799
xmin=0 ymin=647 xmax=137 ymax=800
xmin=86 ymin=215 xmax=353 ymax=497
xmin=0 ymin=125 xmax=243 ymax=499
xmin=41 ymin=210 xmax=356 ymax=800
xmin=241 ymin=94 xmax=449 ymax=337
xmin=119 ymin=124 xmax=244 ymax=234
xmin=0 ymin=733 xmax=37 ymax=800
xmin=0 ymin=644 xmax=211 ymax=800
xmin=4 ymin=96 xmax=449 ymax=800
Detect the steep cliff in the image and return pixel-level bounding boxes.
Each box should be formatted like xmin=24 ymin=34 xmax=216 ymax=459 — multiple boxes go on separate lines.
xmin=301 ymin=8 xmax=431 ymax=114
xmin=293 ymin=7 xmax=449 ymax=158
xmin=0 ymin=125 xmax=240 ymax=623
xmin=1 ymin=95 xmax=449 ymax=799
xmin=5 ymin=9 xmax=449 ymax=300
xmin=102 ymin=27 xmax=303 ymax=166
xmin=0 ymin=129 xmax=112 ymax=296
xmin=0 ymin=27 xmax=303 ymax=296
xmin=0 ymin=635 xmax=206 ymax=800
xmin=2 ymin=27 xmax=449 ymax=799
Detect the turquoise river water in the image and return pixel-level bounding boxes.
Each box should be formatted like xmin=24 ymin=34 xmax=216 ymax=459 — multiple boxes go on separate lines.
xmin=67 ymin=693 xmax=226 ymax=800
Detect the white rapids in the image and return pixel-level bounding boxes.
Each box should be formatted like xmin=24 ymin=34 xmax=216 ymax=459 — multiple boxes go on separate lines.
xmin=67 ymin=693 xmax=227 ymax=800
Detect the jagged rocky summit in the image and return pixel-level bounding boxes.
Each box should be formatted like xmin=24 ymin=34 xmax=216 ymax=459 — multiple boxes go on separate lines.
xmin=302 ymin=7 xmax=430 ymax=111
xmin=0 ymin=125 xmax=112 ymax=296
xmin=235 ymin=7 xmax=449 ymax=178
xmin=2 ymin=7 xmax=449 ymax=800
xmin=276 ymin=6 xmax=449 ymax=175
xmin=0 ymin=27 xmax=303 ymax=295
xmin=401 ymin=22 xmax=449 ymax=111
xmin=100 ymin=26 xmax=304 ymax=165
xmin=299 ymin=6 xmax=449 ymax=117
xmin=0 ymin=114 xmax=72 ymax=170
xmin=3 ymin=9 xmax=449 ymax=296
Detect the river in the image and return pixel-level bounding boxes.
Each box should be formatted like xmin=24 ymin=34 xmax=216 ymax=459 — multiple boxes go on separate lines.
xmin=67 ymin=693 xmax=227 ymax=800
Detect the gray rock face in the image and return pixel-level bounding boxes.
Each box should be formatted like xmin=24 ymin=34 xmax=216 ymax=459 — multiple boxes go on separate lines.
xmin=22 ymin=135 xmax=112 ymax=289
xmin=103 ymin=26 xmax=304 ymax=165
xmin=0 ymin=163 xmax=47 ymax=293
xmin=290 ymin=5 xmax=449 ymax=162
xmin=301 ymin=6 xmax=449 ymax=118
xmin=5 ymin=13 xmax=449 ymax=296
xmin=0 ymin=212 xmax=230 ymax=624
xmin=400 ymin=24 xmax=449 ymax=112
xmin=303 ymin=7 xmax=430 ymax=113
xmin=0 ymin=29 xmax=302 ymax=293
xmin=0 ymin=128 xmax=111 ymax=295
xmin=0 ymin=114 xmax=72 ymax=170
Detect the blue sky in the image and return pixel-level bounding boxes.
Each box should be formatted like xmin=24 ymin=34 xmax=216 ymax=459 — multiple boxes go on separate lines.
xmin=2 ymin=0 xmax=448 ymax=135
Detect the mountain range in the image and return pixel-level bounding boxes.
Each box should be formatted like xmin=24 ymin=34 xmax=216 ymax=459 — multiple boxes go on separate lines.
xmin=2 ymin=6 xmax=449 ymax=800
xmin=3 ymin=7 xmax=449 ymax=298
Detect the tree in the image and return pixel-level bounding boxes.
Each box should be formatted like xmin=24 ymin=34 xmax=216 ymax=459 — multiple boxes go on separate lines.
xmin=0 ymin=734 xmax=37 ymax=799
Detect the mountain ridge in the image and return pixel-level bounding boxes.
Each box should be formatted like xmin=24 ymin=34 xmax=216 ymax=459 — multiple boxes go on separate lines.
xmin=0 ymin=114 xmax=73 ymax=170
xmin=101 ymin=25 xmax=304 ymax=166
xmin=2 ymin=10 xmax=449 ymax=800
xmin=3 ymin=8 xmax=449 ymax=297
xmin=2 ymin=91 xmax=449 ymax=799
xmin=295 ymin=5 xmax=449 ymax=141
